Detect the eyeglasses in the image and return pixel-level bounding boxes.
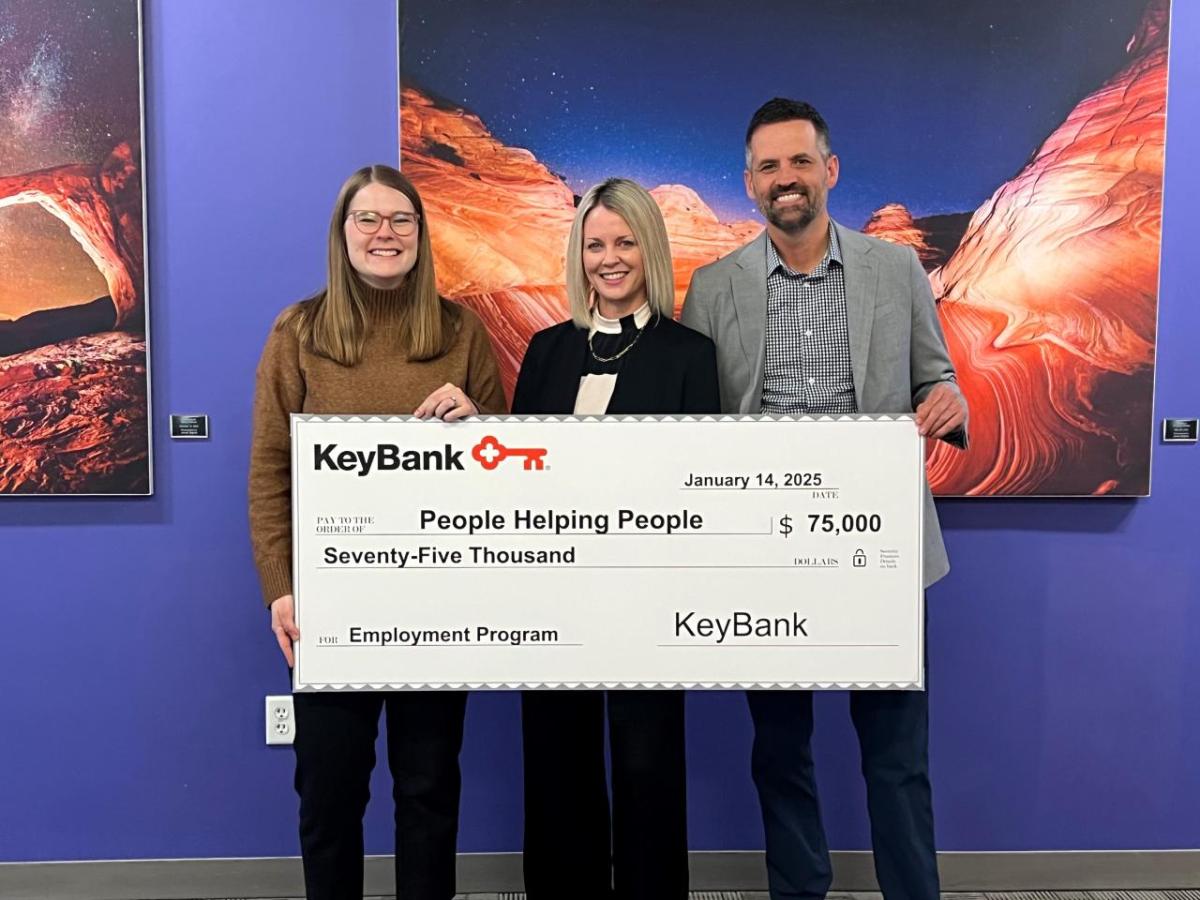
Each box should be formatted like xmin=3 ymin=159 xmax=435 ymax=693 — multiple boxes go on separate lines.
xmin=346 ymin=210 xmax=420 ymax=236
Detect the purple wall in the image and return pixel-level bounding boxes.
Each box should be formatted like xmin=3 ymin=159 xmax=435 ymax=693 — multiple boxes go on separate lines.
xmin=0 ymin=0 xmax=1196 ymax=862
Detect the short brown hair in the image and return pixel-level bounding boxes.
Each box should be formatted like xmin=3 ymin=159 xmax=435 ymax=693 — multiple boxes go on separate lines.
xmin=745 ymin=98 xmax=832 ymax=166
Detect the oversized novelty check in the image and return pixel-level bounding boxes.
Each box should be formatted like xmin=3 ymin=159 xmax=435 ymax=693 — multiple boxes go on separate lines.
xmin=291 ymin=415 xmax=924 ymax=691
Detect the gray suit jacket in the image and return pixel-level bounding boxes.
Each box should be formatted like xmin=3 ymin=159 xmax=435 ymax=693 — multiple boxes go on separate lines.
xmin=681 ymin=222 xmax=965 ymax=587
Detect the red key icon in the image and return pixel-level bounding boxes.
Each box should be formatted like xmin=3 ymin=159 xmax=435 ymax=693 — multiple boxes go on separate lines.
xmin=471 ymin=435 xmax=548 ymax=471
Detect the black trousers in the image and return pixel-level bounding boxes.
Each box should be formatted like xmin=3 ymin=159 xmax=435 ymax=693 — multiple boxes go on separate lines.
xmin=522 ymin=690 xmax=688 ymax=900
xmin=292 ymin=691 xmax=467 ymax=900
xmin=746 ymin=686 xmax=939 ymax=900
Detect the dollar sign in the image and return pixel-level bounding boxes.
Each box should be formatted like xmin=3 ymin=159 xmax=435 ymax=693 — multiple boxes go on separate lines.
xmin=780 ymin=514 xmax=793 ymax=538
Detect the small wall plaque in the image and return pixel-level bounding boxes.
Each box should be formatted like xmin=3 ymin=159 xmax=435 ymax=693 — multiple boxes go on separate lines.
xmin=170 ymin=414 xmax=210 ymax=440
xmin=1162 ymin=418 xmax=1198 ymax=443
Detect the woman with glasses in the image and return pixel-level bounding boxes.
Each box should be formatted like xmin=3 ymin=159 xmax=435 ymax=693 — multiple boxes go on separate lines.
xmin=248 ymin=164 xmax=505 ymax=900
xmin=512 ymin=178 xmax=720 ymax=900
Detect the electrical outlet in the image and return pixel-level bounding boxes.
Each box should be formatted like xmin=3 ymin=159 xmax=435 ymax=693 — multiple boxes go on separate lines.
xmin=265 ymin=695 xmax=295 ymax=745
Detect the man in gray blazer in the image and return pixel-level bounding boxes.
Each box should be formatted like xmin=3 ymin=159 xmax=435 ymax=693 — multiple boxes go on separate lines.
xmin=682 ymin=98 xmax=968 ymax=900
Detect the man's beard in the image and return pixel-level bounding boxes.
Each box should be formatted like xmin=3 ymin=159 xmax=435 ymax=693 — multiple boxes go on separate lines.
xmin=760 ymin=189 xmax=823 ymax=233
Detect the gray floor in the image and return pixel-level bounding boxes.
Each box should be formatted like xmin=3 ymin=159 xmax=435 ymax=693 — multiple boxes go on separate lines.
xmin=438 ymin=895 xmax=1200 ymax=900
xmin=68 ymin=893 xmax=1200 ymax=900
xmin=325 ymin=893 xmax=1200 ymax=900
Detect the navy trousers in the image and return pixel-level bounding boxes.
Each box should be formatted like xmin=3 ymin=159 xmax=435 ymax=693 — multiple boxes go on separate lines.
xmin=292 ymin=691 xmax=467 ymax=900
xmin=746 ymin=686 xmax=939 ymax=900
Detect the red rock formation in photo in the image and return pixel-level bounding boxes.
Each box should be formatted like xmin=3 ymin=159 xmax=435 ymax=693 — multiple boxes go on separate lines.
xmin=400 ymin=87 xmax=577 ymax=297
xmin=0 ymin=332 xmax=149 ymax=493
xmin=0 ymin=143 xmax=145 ymax=326
xmin=401 ymin=86 xmax=759 ymax=396
xmin=451 ymin=285 xmax=572 ymax=386
xmin=863 ymin=203 xmax=939 ymax=266
xmin=925 ymin=0 xmax=1167 ymax=494
xmin=650 ymin=185 xmax=763 ymax=302
xmin=0 ymin=143 xmax=149 ymax=493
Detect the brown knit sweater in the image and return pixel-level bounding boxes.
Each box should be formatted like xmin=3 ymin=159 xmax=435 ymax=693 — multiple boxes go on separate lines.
xmin=248 ymin=287 xmax=507 ymax=606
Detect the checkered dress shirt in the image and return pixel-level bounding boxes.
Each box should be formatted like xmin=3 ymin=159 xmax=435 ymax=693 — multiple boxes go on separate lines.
xmin=761 ymin=226 xmax=858 ymax=415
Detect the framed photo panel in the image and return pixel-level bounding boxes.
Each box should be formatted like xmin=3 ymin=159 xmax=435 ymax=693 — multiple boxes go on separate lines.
xmin=0 ymin=0 xmax=151 ymax=494
xmin=399 ymin=0 xmax=1169 ymax=496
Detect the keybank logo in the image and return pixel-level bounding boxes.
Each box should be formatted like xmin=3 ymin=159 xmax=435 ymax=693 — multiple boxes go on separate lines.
xmin=313 ymin=443 xmax=464 ymax=475
xmin=471 ymin=436 xmax=548 ymax=471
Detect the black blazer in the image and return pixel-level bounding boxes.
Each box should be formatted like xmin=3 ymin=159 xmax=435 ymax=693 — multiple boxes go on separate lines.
xmin=512 ymin=316 xmax=721 ymax=415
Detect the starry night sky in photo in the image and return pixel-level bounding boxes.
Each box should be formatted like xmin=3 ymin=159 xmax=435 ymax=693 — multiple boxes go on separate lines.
xmin=0 ymin=0 xmax=140 ymax=173
xmin=0 ymin=0 xmax=141 ymax=317
xmin=401 ymin=0 xmax=1150 ymax=223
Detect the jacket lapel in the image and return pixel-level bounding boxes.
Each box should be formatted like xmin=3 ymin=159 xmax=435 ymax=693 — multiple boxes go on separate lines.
xmin=834 ymin=221 xmax=878 ymax=412
xmin=730 ymin=231 xmax=769 ymax=412
xmin=607 ymin=319 xmax=659 ymax=413
xmin=547 ymin=329 xmax=589 ymax=413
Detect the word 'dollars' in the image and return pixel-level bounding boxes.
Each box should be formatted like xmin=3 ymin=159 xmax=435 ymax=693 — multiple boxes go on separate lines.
xmin=312 ymin=443 xmax=464 ymax=474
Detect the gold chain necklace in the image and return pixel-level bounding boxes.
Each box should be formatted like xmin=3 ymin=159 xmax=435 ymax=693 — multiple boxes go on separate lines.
xmin=588 ymin=325 xmax=644 ymax=364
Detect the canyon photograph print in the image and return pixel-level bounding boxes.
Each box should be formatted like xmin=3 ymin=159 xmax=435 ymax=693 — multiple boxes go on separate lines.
xmin=0 ymin=0 xmax=150 ymax=494
xmin=399 ymin=0 xmax=1168 ymax=496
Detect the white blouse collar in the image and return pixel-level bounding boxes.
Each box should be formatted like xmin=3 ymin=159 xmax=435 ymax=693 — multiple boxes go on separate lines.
xmin=590 ymin=302 xmax=652 ymax=336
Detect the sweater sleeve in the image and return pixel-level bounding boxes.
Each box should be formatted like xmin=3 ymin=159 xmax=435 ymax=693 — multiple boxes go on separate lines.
xmin=248 ymin=316 xmax=306 ymax=607
xmin=461 ymin=308 xmax=509 ymax=414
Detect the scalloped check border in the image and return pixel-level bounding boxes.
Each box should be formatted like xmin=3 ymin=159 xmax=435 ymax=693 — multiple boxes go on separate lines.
xmin=296 ymin=680 xmax=922 ymax=691
xmin=293 ymin=413 xmax=915 ymax=425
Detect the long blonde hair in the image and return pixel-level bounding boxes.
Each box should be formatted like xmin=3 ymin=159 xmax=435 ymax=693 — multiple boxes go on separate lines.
xmin=566 ymin=178 xmax=675 ymax=329
xmin=280 ymin=165 xmax=457 ymax=365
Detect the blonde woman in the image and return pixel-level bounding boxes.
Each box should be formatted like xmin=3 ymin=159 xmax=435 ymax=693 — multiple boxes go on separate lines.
xmin=513 ymin=178 xmax=719 ymax=899
xmin=249 ymin=165 xmax=505 ymax=900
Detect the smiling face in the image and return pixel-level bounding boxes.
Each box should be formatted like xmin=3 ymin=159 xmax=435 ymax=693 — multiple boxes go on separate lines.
xmin=581 ymin=203 xmax=647 ymax=319
xmin=744 ymin=119 xmax=839 ymax=236
xmin=342 ymin=181 xmax=420 ymax=289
